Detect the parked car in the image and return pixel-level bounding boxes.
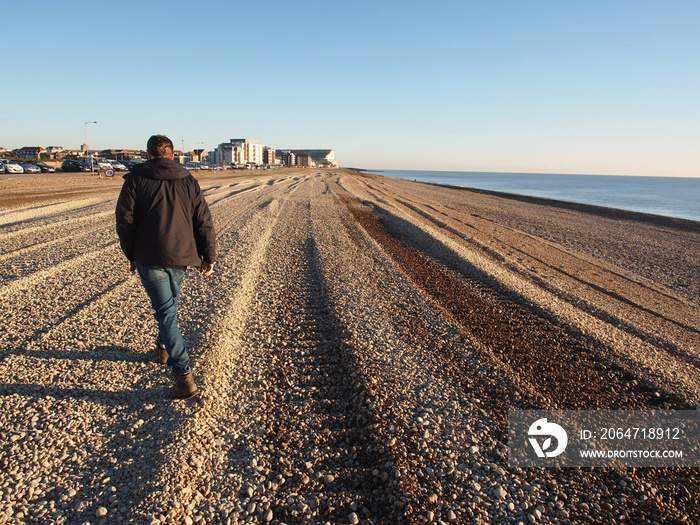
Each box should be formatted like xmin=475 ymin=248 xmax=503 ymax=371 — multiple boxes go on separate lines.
xmin=106 ymin=159 xmax=128 ymax=171
xmin=33 ymin=161 xmax=56 ymax=173
xmin=0 ymin=163 xmax=5 ymax=174
xmin=61 ymin=159 xmax=91 ymax=172
xmin=1 ymin=160 xmax=24 ymax=173
xmin=94 ymin=158 xmax=113 ymax=170
xmin=78 ymin=157 xmax=111 ymax=170
xmin=123 ymin=159 xmax=144 ymax=169
xmin=77 ymin=158 xmax=96 ymax=170
xmin=184 ymin=162 xmax=200 ymax=170
xmin=74 ymin=157 xmax=107 ymax=171
xmin=20 ymin=162 xmax=41 ymax=173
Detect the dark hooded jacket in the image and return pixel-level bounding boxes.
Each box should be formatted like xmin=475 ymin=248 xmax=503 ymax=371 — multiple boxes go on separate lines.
xmin=115 ymin=157 xmax=216 ymax=267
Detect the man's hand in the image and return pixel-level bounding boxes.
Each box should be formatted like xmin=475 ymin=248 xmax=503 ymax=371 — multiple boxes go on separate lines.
xmin=199 ymin=261 xmax=215 ymax=277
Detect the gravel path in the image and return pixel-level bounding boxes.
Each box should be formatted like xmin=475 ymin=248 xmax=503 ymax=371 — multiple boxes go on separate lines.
xmin=0 ymin=169 xmax=698 ymax=524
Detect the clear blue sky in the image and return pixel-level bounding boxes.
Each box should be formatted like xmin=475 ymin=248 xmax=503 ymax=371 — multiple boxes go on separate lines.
xmin=2 ymin=1 xmax=699 ymax=176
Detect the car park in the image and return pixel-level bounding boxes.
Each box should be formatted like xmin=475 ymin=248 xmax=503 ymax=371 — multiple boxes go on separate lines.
xmin=61 ymin=159 xmax=91 ymax=172
xmin=20 ymin=162 xmax=42 ymax=173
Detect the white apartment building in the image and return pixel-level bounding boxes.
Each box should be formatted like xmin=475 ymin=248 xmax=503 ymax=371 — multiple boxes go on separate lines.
xmin=211 ymin=142 xmax=236 ymax=166
xmin=213 ymin=139 xmax=263 ymax=166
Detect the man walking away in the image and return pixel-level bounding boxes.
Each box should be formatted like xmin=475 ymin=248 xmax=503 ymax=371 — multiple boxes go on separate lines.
xmin=115 ymin=135 xmax=216 ymax=399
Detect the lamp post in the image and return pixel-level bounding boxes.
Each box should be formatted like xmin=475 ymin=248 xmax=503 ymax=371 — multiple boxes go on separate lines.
xmin=84 ymin=121 xmax=98 ymax=174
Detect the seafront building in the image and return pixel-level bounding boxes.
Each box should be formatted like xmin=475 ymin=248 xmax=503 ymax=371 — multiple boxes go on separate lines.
xmin=281 ymin=151 xmax=296 ymax=167
xmin=290 ymin=149 xmax=337 ymax=167
xmin=14 ymin=147 xmax=46 ymax=159
xmin=98 ymin=149 xmax=145 ymax=162
xmin=263 ymin=148 xmax=276 ymax=166
xmin=212 ymin=139 xmax=263 ymax=167
xmin=2 ymin=138 xmax=338 ymax=168
xmin=210 ymin=140 xmax=338 ymax=168
xmin=296 ymin=153 xmax=312 ymax=167
xmin=276 ymin=150 xmax=338 ymax=167
xmin=46 ymin=146 xmax=65 ymax=157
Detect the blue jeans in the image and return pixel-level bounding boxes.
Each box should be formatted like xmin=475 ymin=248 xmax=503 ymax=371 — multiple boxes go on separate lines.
xmin=136 ymin=264 xmax=191 ymax=375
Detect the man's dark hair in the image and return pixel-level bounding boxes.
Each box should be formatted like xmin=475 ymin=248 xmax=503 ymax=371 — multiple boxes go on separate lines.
xmin=147 ymin=135 xmax=174 ymax=158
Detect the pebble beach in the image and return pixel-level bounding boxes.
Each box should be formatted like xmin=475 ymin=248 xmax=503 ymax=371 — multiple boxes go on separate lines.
xmin=0 ymin=168 xmax=698 ymax=524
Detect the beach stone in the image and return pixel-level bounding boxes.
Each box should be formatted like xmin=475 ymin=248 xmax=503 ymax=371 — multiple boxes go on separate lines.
xmin=1 ymin=169 xmax=697 ymax=525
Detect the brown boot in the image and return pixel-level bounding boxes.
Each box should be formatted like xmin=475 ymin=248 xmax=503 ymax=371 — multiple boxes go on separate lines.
xmin=156 ymin=339 xmax=168 ymax=365
xmin=172 ymin=371 xmax=198 ymax=399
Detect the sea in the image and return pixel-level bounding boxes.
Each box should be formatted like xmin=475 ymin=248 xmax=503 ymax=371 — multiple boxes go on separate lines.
xmin=369 ymin=170 xmax=700 ymax=222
